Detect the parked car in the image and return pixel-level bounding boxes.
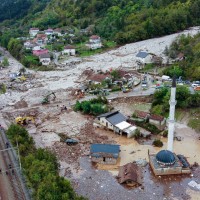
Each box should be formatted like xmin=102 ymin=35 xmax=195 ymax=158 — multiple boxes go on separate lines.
xmin=191 ymin=83 xmax=199 ymax=88
xmin=185 ymin=80 xmax=191 ymax=85
xmin=141 ymin=81 xmax=148 ymax=88
xmin=65 ymin=139 xmax=79 ymax=145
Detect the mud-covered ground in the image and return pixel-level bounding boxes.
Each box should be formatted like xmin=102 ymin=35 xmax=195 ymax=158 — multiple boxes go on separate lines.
xmin=73 ymin=157 xmax=200 ymax=200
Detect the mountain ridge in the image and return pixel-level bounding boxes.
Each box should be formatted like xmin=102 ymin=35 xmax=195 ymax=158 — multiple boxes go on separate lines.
xmin=0 ymin=0 xmax=200 ymax=45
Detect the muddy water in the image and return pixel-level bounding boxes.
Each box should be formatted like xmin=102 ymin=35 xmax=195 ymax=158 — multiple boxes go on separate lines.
xmin=97 ymin=122 xmax=200 ymax=174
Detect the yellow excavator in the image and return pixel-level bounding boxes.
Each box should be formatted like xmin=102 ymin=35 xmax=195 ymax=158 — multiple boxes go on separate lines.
xmin=15 ymin=116 xmax=35 ymax=125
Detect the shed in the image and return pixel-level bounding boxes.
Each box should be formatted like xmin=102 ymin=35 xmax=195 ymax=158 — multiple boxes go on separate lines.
xmin=90 ymin=144 xmax=120 ymax=165
xmin=115 ymin=121 xmax=137 ymax=138
xmin=149 ymin=114 xmax=166 ymax=130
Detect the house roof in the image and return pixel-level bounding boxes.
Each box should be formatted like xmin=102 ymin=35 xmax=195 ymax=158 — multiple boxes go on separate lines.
xmin=149 ymin=114 xmax=164 ymax=121
xmin=64 ymin=45 xmax=75 ymax=49
xmin=90 ymin=35 xmax=100 ymax=40
xmin=135 ymin=110 xmax=149 ymax=119
xmin=45 ymin=28 xmax=53 ymax=32
xmin=118 ymin=163 xmax=140 ymax=184
xmin=30 ymin=28 xmax=39 ymax=31
xmin=88 ymin=74 xmax=110 ymax=83
xmin=136 ymin=51 xmax=149 ymax=58
xmin=39 ymin=53 xmax=50 ymax=59
xmin=90 ymin=144 xmax=120 ymax=158
xmin=37 ymin=34 xmax=47 ymax=39
xmin=54 ymin=28 xmax=62 ymax=33
xmin=33 ymin=49 xmax=48 ymax=56
xmin=102 ymin=111 xmax=127 ymax=125
xmin=115 ymin=121 xmax=131 ymax=130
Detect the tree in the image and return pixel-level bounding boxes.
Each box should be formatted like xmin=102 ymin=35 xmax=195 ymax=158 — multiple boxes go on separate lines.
xmin=2 ymin=57 xmax=9 ymax=67
xmin=110 ymin=69 xmax=120 ymax=80
xmin=81 ymin=101 xmax=91 ymax=114
xmin=7 ymin=38 xmax=23 ymax=60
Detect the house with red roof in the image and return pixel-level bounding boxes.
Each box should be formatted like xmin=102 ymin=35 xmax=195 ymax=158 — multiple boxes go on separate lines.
xmin=33 ymin=49 xmax=48 ymax=57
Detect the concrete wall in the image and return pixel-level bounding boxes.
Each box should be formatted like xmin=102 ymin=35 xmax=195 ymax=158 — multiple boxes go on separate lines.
xmin=149 ymin=161 xmax=182 ymax=176
xmin=149 ymin=119 xmax=166 ymax=130
xmin=40 ymin=58 xmax=51 ymax=66
xmin=144 ymin=54 xmax=152 ymax=64
xmin=62 ymin=49 xmax=76 ymax=56
xmin=99 ymin=117 xmax=114 ymax=130
xmin=91 ymin=156 xmax=117 ymax=165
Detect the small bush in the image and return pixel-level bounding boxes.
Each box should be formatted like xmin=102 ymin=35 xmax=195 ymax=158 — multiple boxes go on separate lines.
xmin=133 ymin=129 xmax=141 ymax=139
xmin=152 ymin=139 xmax=163 ymax=147
xmin=132 ymin=113 xmax=137 ymax=118
xmin=111 ymin=85 xmax=121 ymax=92
xmin=135 ymin=121 xmax=160 ymax=134
xmin=163 ymin=130 xmax=168 ymax=137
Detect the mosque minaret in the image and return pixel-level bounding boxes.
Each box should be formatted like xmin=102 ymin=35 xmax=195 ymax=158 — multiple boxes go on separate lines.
xmin=167 ymin=77 xmax=177 ymax=152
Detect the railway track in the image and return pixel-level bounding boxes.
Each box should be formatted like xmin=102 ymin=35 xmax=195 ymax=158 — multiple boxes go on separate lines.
xmin=0 ymin=127 xmax=30 ymax=200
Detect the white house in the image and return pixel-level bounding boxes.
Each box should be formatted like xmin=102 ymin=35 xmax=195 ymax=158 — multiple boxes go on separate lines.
xmin=29 ymin=28 xmax=39 ymax=37
xmin=62 ymin=45 xmax=76 ymax=56
xmin=97 ymin=111 xmax=137 ymax=138
xmin=136 ymin=51 xmax=152 ymax=65
xmin=44 ymin=28 xmax=54 ymax=35
xmin=86 ymin=35 xmax=102 ymax=50
xmin=24 ymin=41 xmax=35 ymax=50
xmin=39 ymin=53 xmax=51 ymax=66
xmin=32 ymin=45 xmax=41 ymax=51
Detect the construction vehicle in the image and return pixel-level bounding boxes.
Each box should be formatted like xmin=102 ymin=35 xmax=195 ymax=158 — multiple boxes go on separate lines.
xmin=15 ymin=116 xmax=34 ymax=125
xmin=41 ymin=92 xmax=56 ymax=104
xmin=122 ymin=86 xmax=130 ymax=93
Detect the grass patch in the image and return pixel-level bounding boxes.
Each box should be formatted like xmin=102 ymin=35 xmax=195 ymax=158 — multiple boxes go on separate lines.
xmin=175 ymin=109 xmax=186 ymax=121
xmin=132 ymin=103 xmax=152 ymax=112
xmin=79 ymin=49 xmax=103 ymax=57
xmin=188 ymin=118 xmax=200 ymax=132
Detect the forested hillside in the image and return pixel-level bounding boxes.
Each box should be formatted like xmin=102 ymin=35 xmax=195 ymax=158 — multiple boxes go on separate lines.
xmin=163 ymin=34 xmax=200 ymax=80
xmin=1 ymin=0 xmax=200 ymax=45
xmin=0 ymin=0 xmax=49 ymax=22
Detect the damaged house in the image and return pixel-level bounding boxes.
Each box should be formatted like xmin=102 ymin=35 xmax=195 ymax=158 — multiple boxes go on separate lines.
xmin=118 ymin=163 xmax=142 ymax=186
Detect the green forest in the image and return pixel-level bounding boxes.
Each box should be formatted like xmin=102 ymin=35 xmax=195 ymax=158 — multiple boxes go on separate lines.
xmin=1 ymin=0 xmax=200 ymax=44
xmin=6 ymin=124 xmax=86 ymax=200
xmin=163 ymin=34 xmax=200 ymax=80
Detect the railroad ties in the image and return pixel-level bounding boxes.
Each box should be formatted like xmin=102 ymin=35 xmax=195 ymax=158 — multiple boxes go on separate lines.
xmin=0 ymin=127 xmax=31 ymax=200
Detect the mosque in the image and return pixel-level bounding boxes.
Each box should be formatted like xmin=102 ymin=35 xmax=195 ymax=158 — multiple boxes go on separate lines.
xmin=149 ymin=77 xmax=191 ymax=175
